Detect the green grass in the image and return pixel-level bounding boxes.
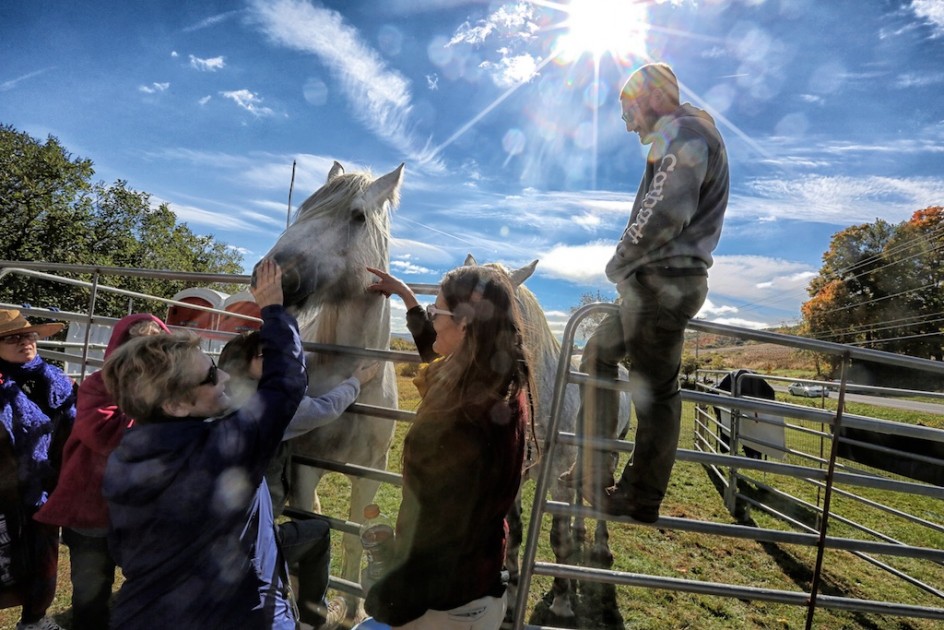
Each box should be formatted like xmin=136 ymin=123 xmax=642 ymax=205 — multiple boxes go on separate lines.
xmin=4 ymin=370 xmax=941 ymax=629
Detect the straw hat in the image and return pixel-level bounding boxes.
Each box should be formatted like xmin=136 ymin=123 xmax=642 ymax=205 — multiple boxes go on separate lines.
xmin=0 ymin=308 xmax=65 ymax=340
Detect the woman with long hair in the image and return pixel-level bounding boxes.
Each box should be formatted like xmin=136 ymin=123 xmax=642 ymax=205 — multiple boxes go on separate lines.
xmin=362 ymin=265 xmax=535 ymax=629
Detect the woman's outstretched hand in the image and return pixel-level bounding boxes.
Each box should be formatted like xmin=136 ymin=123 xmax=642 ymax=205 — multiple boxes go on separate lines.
xmin=367 ymin=267 xmax=419 ymax=310
xmin=252 ymin=258 xmax=284 ymax=309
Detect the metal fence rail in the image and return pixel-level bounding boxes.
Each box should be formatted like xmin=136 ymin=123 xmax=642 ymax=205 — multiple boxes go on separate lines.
xmin=514 ymin=302 xmax=944 ymax=630
xmin=4 ymin=262 xmax=943 ymax=628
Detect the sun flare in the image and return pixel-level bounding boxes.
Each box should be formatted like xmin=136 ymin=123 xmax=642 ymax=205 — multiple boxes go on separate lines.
xmin=553 ymin=0 xmax=650 ymax=63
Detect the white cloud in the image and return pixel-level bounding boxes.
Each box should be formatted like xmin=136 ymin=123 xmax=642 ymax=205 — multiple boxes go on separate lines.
xmin=479 ymin=53 xmax=539 ymax=88
xmin=448 ymin=4 xmax=536 ymax=46
xmin=189 ymin=54 xmax=225 ymax=71
xmin=537 ymin=242 xmax=612 ymax=285
xmin=911 ymin=0 xmax=944 ymax=36
xmin=247 ymin=0 xmax=442 ymax=170
xmin=446 ymin=3 xmax=541 ymax=87
xmin=198 ymin=95 xmax=211 ymax=106
xmin=139 ymin=82 xmax=170 ymax=94
xmin=391 ymin=259 xmax=435 ymax=274
xmin=220 ymin=89 xmax=275 ymax=117
xmin=704 ymin=316 xmax=772 ymax=330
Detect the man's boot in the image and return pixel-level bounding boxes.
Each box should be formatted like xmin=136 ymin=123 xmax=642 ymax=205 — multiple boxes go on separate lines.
xmin=558 ymin=451 xmax=617 ymax=508
xmin=602 ymin=479 xmax=661 ymax=523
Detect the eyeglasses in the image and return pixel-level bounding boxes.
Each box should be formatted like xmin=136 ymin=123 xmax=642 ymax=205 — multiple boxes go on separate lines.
xmin=1 ymin=332 xmax=39 ymax=345
xmin=426 ymin=304 xmax=454 ymax=320
xmin=198 ymin=358 xmax=219 ymax=387
xmin=621 ymin=110 xmax=631 ymax=122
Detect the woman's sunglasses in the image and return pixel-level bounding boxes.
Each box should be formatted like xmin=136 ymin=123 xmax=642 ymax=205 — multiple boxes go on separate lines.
xmin=426 ymin=304 xmax=454 ymax=320
xmin=198 ymin=359 xmax=219 ymax=387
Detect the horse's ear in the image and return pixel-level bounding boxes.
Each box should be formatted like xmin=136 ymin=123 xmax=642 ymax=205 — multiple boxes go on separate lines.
xmin=327 ymin=161 xmax=344 ymax=183
xmin=509 ymin=260 xmax=538 ymax=287
xmin=464 ymin=254 xmax=477 ymax=267
xmin=363 ymin=163 xmax=405 ymax=210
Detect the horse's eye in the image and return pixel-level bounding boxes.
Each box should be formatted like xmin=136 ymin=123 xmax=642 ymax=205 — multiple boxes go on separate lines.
xmin=351 ymin=209 xmax=366 ymax=224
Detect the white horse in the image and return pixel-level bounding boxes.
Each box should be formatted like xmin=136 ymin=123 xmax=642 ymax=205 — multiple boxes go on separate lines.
xmin=261 ymin=161 xmax=402 ymax=613
xmin=464 ymin=254 xmax=630 ymax=622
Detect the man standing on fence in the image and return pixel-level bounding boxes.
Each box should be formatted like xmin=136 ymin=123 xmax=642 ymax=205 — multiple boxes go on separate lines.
xmin=563 ymin=62 xmax=729 ymax=522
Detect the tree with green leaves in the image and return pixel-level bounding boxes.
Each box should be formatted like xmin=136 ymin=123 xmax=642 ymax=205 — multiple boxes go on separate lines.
xmin=0 ymin=124 xmax=244 ymax=318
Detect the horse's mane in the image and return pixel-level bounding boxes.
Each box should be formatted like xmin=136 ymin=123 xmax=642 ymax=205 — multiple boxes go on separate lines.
xmin=293 ymin=170 xmax=397 ymax=232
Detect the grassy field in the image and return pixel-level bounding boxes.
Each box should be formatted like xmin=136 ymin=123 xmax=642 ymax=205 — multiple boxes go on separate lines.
xmin=3 ymin=367 xmax=942 ymax=629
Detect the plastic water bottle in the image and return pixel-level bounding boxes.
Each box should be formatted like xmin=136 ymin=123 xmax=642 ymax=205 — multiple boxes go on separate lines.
xmin=359 ymin=503 xmax=395 ymax=592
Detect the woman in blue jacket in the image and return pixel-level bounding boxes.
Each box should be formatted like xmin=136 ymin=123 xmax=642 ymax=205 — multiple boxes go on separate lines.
xmin=100 ymin=259 xmax=308 ymax=629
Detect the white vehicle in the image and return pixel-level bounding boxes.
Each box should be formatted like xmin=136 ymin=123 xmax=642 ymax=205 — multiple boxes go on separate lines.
xmin=788 ymin=382 xmax=829 ymax=398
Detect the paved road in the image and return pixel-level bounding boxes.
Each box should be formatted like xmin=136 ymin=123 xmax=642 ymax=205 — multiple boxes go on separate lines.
xmin=772 ymin=385 xmax=944 ymax=416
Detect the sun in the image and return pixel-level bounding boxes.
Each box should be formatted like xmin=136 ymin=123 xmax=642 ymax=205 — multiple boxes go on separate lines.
xmin=551 ymin=0 xmax=650 ymax=63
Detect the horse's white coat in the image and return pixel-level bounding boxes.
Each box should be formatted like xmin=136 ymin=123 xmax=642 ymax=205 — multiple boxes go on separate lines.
xmin=263 ymin=162 xmax=402 ymax=614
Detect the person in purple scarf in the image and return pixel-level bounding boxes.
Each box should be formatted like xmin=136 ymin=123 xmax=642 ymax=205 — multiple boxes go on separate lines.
xmin=0 ymin=309 xmax=76 ymax=630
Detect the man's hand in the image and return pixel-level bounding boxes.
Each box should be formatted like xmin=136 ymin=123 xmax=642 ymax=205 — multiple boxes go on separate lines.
xmin=251 ymin=258 xmax=284 ymax=308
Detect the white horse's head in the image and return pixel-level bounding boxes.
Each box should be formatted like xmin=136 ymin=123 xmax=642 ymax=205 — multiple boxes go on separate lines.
xmin=258 ymin=161 xmax=404 ymax=313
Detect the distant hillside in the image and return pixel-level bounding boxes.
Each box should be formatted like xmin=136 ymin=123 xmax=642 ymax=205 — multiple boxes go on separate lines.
xmin=692 ymin=341 xmax=815 ymax=372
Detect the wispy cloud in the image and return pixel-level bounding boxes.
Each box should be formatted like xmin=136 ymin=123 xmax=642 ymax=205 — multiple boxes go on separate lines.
xmin=182 ymin=10 xmax=243 ymax=33
xmin=896 ymin=71 xmax=944 ymax=87
xmin=150 ymin=196 xmax=259 ymax=231
xmin=139 ymin=82 xmax=170 ymax=94
xmin=220 ymin=89 xmax=274 ymax=116
xmin=247 ymin=0 xmax=443 ymax=170
xmin=189 ymin=54 xmax=226 ymax=71
xmin=0 ymin=68 xmax=52 ymax=92
xmin=729 ymin=175 xmax=944 ymax=225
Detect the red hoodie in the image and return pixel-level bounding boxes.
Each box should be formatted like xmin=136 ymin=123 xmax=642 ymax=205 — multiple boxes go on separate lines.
xmin=34 ymin=313 xmax=170 ymax=530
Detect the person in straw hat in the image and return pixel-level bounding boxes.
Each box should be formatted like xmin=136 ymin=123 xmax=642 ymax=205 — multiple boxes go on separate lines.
xmin=0 ymin=308 xmax=76 ymax=630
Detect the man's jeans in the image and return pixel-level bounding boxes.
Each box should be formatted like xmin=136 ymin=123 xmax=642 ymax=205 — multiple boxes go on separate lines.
xmin=578 ymin=271 xmax=708 ymax=506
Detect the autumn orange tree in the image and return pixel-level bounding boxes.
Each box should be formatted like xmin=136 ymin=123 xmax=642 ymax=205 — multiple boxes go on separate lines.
xmin=801 ymin=207 xmax=944 ymax=364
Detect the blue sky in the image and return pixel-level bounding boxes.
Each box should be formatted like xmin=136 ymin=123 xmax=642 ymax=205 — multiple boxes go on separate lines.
xmin=3 ymin=0 xmax=944 ymax=338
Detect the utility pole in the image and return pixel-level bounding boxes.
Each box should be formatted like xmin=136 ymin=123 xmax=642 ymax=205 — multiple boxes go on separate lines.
xmin=286 ymin=160 xmax=296 ymax=229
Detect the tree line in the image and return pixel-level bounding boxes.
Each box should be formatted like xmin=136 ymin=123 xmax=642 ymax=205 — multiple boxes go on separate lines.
xmin=801 ymin=207 xmax=943 ymax=371
xmin=0 ymin=124 xmax=243 ymax=320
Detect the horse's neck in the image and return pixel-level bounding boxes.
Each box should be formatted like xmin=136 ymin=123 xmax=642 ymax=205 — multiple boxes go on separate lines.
xmin=301 ymin=296 xmax=391 ymax=392
xmin=308 ymin=296 xmax=390 ymax=348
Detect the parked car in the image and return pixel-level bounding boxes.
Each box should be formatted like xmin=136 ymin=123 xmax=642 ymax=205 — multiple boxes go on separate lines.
xmin=788 ymin=382 xmax=829 ymax=398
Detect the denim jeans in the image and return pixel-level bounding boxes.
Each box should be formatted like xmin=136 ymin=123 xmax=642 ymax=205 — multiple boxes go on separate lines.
xmin=578 ymin=272 xmax=708 ymax=506
xmin=62 ymin=528 xmax=115 ymax=630
xmin=278 ymin=517 xmax=331 ymax=628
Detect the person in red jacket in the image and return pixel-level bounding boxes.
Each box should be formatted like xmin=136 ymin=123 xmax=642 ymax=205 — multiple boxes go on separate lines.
xmin=35 ymin=314 xmax=168 ymax=630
